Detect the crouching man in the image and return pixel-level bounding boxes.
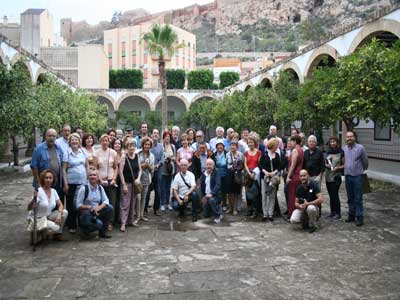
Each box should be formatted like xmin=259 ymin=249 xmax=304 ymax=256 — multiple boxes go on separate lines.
xmin=76 ymin=169 xmax=113 ymax=238
xmin=201 ymin=159 xmax=223 ymax=224
xmin=290 ymin=169 xmax=323 ymax=233
xmin=172 ymin=159 xmax=200 ymax=222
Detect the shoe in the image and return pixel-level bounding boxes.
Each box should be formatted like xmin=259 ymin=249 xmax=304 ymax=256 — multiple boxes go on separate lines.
xmin=332 ymin=214 xmax=341 ymax=221
xmin=68 ymin=228 xmax=76 ymax=234
xmin=160 ymin=205 xmax=166 ymax=212
xmin=308 ymin=225 xmax=317 ymax=233
xmin=154 ymin=210 xmax=161 ymax=216
xmin=107 ymin=224 xmax=113 ymax=231
xmin=262 ymin=216 xmax=268 ymax=222
xmin=192 ymin=215 xmax=197 ymax=222
xmin=132 ymin=221 xmax=139 ymax=227
xmin=345 ymin=215 xmax=355 ymax=223
xmin=250 ymin=213 xmax=257 ymax=219
xmin=268 ymin=217 xmax=274 ymax=222
xmin=168 ymin=204 xmax=173 ymax=211
xmin=246 ymin=210 xmax=253 ymax=217
xmin=233 ymin=210 xmax=238 ymax=216
xmin=326 ymin=213 xmax=335 ymax=219
xmin=140 ymin=216 xmax=149 ymax=222
xmin=53 ymin=234 xmax=67 ymax=241
xmin=222 ymin=205 xmax=228 ymax=212
xmin=120 ymin=225 xmax=126 ymax=232
xmin=356 ymin=217 xmax=364 ymax=227
xmin=99 ymin=234 xmax=112 ymax=239
xmin=282 ymin=210 xmax=288 ymax=216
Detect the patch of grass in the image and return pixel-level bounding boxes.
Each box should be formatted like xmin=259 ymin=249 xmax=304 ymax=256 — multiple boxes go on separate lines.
xmin=369 ymin=179 xmax=400 ymax=194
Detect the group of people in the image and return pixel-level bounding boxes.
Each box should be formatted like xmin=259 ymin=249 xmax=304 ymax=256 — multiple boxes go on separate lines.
xmin=28 ymin=122 xmax=369 ymax=241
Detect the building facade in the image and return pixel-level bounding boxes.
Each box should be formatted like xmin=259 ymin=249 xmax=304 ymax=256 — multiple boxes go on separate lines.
xmin=104 ymin=23 xmax=196 ymax=88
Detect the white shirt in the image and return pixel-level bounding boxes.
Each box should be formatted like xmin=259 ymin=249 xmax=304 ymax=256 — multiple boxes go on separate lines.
xmin=171 ymin=170 xmax=196 ymax=199
xmin=35 ymin=187 xmax=59 ymax=218
xmin=204 ymin=171 xmax=212 ymax=194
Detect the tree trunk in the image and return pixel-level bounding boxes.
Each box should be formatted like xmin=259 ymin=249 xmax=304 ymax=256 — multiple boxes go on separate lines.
xmin=159 ymin=59 xmax=168 ymax=131
xmin=11 ymin=135 xmax=19 ymax=166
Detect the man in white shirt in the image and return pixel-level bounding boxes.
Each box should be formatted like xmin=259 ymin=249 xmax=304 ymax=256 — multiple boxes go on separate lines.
xmin=209 ymin=127 xmax=225 ymax=152
xmin=56 ymin=124 xmax=71 ymax=155
xmin=171 ymin=159 xmax=199 ymax=222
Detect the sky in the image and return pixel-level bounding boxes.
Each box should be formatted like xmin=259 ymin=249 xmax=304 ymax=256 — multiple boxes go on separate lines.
xmin=3 ymin=0 xmax=212 ymax=28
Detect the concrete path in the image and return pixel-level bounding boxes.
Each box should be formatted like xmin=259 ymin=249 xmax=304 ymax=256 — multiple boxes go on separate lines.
xmin=0 ymin=172 xmax=399 ymax=299
xmin=366 ymin=158 xmax=400 ymax=186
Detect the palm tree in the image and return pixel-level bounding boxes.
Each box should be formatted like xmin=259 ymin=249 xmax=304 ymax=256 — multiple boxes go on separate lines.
xmin=142 ymin=24 xmax=183 ymax=130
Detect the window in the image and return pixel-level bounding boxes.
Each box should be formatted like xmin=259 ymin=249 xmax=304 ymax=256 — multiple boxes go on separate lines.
xmin=374 ymin=122 xmax=391 ymax=141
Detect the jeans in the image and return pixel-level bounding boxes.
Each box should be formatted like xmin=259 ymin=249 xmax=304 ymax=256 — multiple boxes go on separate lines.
xmin=326 ymin=177 xmax=342 ymax=216
xmin=161 ymin=174 xmax=173 ymax=206
xmin=79 ymin=205 xmax=113 ymax=236
xmin=203 ymin=196 xmax=221 ymax=218
xmin=172 ymin=192 xmax=199 ymax=217
xmin=65 ymin=183 xmax=80 ymax=229
xmin=345 ymin=175 xmax=364 ymax=218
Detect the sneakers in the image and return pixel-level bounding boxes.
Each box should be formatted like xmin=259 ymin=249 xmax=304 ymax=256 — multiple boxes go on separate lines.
xmin=332 ymin=214 xmax=341 ymax=221
xmin=214 ymin=215 xmax=223 ymax=224
xmin=160 ymin=205 xmax=166 ymax=212
xmin=168 ymin=204 xmax=173 ymax=211
xmin=356 ymin=216 xmax=364 ymax=227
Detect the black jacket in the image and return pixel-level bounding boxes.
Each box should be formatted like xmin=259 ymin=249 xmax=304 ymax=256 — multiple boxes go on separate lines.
xmin=200 ymin=169 xmax=221 ymax=198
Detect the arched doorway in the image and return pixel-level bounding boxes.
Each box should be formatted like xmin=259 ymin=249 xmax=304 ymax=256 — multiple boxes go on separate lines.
xmin=284 ymin=68 xmax=300 ymax=84
xmin=155 ymin=96 xmax=187 ymax=121
xmin=259 ymin=78 xmax=272 ymax=88
xmin=98 ymin=96 xmax=115 ymax=119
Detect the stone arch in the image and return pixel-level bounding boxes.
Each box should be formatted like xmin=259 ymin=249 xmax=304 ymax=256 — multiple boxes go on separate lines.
xmin=97 ymin=95 xmax=116 ymax=119
xmin=259 ymin=74 xmax=273 ymax=88
xmin=11 ymin=54 xmax=33 ymax=82
xmin=281 ymin=61 xmax=303 ymax=83
xmin=0 ymin=48 xmax=4 ymax=65
xmin=347 ymin=19 xmax=400 ymax=54
xmin=304 ymin=45 xmax=339 ymax=79
xmin=244 ymin=84 xmax=252 ymax=92
xmin=155 ymin=95 xmax=188 ymax=119
xmin=191 ymin=93 xmax=219 ymax=105
xmin=116 ymin=92 xmax=153 ymax=111
xmin=34 ymin=67 xmax=49 ymax=84
xmin=118 ymin=94 xmax=152 ymax=118
xmin=154 ymin=93 xmax=190 ymax=111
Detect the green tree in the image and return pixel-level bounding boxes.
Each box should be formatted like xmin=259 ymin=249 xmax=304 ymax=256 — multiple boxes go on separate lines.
xmin=109 ymin=69 xmax=143 ymax=89
xmin=219 ymin=71 xmax=240 ymax=89
xmin=187 ymin=70 xmax=215 ymax=90
xmin=142 ymin=24 xmax=184 ymax=131
xmin=166 ymin=69 xmax=186 ymax=89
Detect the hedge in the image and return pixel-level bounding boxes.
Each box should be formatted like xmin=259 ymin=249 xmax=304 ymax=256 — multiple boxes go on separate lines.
xmin=109 ymin=69 xmax=143 ymax=89
xmin=166 ymin=69 xmax=186 ymax=89
xmin=187 ymin=69 xmax=215 ymax=90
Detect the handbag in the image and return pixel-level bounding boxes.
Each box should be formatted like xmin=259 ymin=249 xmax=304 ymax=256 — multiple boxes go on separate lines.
xmin=28 ymin=216 xmax=47 ymax=232
xmin=231 ymin=152 xmax=244 ymax=186
xmin=126 ymin=155 xmax=143 ymax=194
xmin=363 ymin=174 xmax=372 ymax=194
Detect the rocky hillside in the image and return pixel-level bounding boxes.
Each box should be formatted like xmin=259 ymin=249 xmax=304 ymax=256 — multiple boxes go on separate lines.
xmin=66 ymin=0 xmax=395 ymax=52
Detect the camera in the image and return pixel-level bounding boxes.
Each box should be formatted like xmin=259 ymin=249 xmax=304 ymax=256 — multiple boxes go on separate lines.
xmin=90 ymin=210 xmax=98 ymax=224
xmin=298 ymin=198 xmax=306 ymax=205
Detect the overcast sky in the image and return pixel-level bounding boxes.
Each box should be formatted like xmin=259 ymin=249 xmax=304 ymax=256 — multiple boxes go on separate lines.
xmin=3 ymin=0 xmax=212 ymax=28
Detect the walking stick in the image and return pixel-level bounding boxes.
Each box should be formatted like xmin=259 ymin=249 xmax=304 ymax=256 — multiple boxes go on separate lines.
xmin=32 ymin=194 xmax=38 ymax=251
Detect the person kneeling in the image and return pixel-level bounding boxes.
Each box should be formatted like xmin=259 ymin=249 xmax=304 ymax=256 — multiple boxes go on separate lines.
xmin=290 ymin=169 xmax=323 ymax=233
xmin=172 ymin=159 xmax=199 ymax=222
xmin=76 ymin=169 xmax=113 ymax=239
xmin=201 ymin=159 xmax=223 ymax=224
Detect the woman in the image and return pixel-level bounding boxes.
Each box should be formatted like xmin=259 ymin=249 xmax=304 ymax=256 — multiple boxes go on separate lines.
xmin=244 ymin=134 xmax=262 ymax=219
xmin=214 ymin=139 xmax=228 ymax=211
xmin=82 ymin=133 xmax=97 ymax=169
xmin=107 ymin=129 xmax=117 ymax=144
xmin=325 ymin=136 xmax=345 ymax=220
xmin=226 ymin=140 xmax=244 ymax=215
xmin=28 ymin=170 xmax=68 ymax=239
xmin=160 ymin=131 xmax=176 ymax=211
xmin=119 ymin=138 xmax=142 ymax=231
xmin=259 ymin=138 xmax=282 ymax=222
xmin=94 ymin=134 xmax=118 ymax=230
xmin=62 ymin=133 xmax=88 ymax=233
xmin=139 ymin=137 xmax=155 ymax=220
xmin=185 ymin=128 xmax=196 ymax=146
xmin=176 ymin=133 xmax=194 ymax=171
xmin=111 ymin=138 xmax=124 ymax=224
xmin=286 ymin=135 xmax=304 ymax=218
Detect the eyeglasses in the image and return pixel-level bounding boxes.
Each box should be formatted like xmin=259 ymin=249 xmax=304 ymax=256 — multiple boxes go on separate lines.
xmin=196 ymin=136 xmax=203 ymax=138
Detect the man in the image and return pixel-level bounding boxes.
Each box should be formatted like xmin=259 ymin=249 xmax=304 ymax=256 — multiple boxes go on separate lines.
xmin=73 ymin=126 xmax=83 ymax=140
xmin=136 ymin=123 xmax=149 ymax=149
xmin=290 ymin=170 xmax=323 ymax=233
xmin=172 ymin=159 xmax=200 ymax=222
xmin=125 ymin=127 xmax=134 ymax=137
xmin=192 ymin=142 xmax=215 ymax=180
xmin=201 ymin=159 xmax=222 ymax=224
xmin=56 ymin=124 xmax=71 ymax=155
xmin=303 ymin=135 xmax=325 ymax=188
xmin=31 ymin=128 xmax=64 ymax=195
xmin=209 ymin=127 xmax=225 ymax=152
xmin=268 ymin=125 xmax=284 ymax=151
xmin=291 ymin=128 xmax=300 ymax=137
xmin=191 ymin=130 xmax=210 ymax=151
xmin=171 ymin=125 xmax=181 ymax=150
xmin=343 ymin=131 xmax=368 ymax=226
xmin=145 ymin=128 xmax=164 ymax=216
xmin=76 ymin=169 xmax=113 ymax=239
xmin=116 ymin=129 xmax=123 ymax=140
xmin=224 ymin=128 xmax=235 ymax=150
xmin=238 ymin=128 xmax=250 ymax=154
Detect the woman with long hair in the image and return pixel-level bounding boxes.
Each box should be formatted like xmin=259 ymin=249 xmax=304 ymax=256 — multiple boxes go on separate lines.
xmin=226 ymin=141 xmax=244 ymax=215
xmin=160 ymin=131 xmax=176 ymax=211
xmin=82 ymin=133 xmax=97 ymax=169
xmin=139 ymin=137 xmax=155 ymax=220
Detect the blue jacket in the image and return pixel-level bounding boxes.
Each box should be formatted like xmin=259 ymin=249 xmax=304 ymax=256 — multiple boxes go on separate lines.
xmin=200 ymin=169 xmax=221 ymax=198
xmin=30 ymin=142 xmax=64 ymax=188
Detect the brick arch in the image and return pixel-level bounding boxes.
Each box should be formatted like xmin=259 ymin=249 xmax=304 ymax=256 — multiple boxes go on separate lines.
xmin=191 ymin=93 xmax=220 ymax=105
xmin=116 ymin=92 xmax=153 ymax=111
xmin=347 ymin=19 xmax=400 ymax=54
xmin=154 ymin=93 xmax=190 ymax=111
xmin=280 ymin=61 xmax=303 ymax=83
xmin=304 ymin=45 xmax=339 ymax=79
xmin=11 ymin=54 xmax=34 ymax=83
